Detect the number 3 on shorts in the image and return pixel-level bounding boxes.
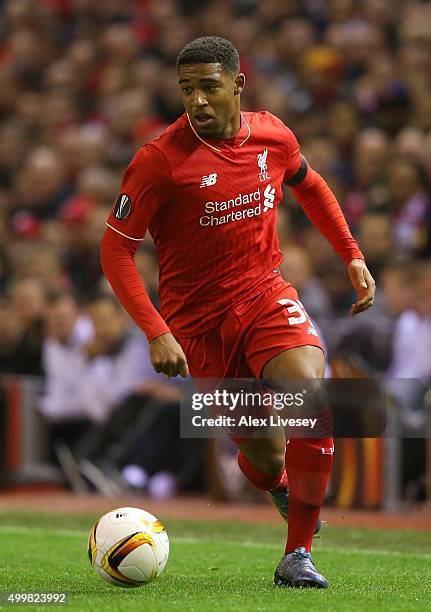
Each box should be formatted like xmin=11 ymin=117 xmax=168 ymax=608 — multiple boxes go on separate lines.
xmin=277 ymin=298 xmax=307 ymax=325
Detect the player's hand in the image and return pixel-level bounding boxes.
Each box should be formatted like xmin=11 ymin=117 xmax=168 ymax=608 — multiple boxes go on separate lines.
xmin=347 ymin=258 xmax=376 ymax=316
xmin=149 ymin=333 xmax=189 ymax=378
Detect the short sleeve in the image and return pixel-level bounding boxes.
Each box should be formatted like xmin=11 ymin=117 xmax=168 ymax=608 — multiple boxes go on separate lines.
xmin=106 ymin=144 xmax=172 ymax=241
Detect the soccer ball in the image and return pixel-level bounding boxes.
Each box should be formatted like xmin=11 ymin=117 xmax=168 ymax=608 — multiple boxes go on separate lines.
xmin=88 ymin=507 xmax=169 ymax=587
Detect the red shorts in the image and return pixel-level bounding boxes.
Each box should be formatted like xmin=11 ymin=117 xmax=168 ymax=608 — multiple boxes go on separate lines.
xmin=177 ymin=279 xmax=324 ymax=380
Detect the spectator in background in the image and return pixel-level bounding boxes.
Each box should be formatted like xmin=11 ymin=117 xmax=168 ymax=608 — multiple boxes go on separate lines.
xmin=38 ymin=292 xmax=149 ymax=489
xmin=11 ymin=147 xmax=71 ymax=223
xmin=387 ymin=157 xmax=430 ymax=256
xmin=2 ymin=278 xmax=47 ymax=375
xmin=356 ymin=211 xmax=395 ymax=277
xmin=39 ymin=293 xmax=149 ymax=450
xmin=344 ymin=128 xmax=390 ymax=226
xmin=62 ymin=205 xmax=111 ymax=297
xmin=385 ymin=263 xmax=431 ymax=501
xmin=387 ymin=263 xmax=431 ymax=380
xmin=9 ymin=242 xmax=70 ymax=294
xmin=74 ymin=295 xmax=149 ymax=424
xmin=39 ymin=293 xmax=94 ymax=452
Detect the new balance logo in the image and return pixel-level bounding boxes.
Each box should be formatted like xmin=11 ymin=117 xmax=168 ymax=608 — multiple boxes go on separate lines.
xmin=263 ymin=184 xmax=276 ymax=212
xmin=200 ymin=173 xmax=218 ymax=188
xmin=307 ymin=325 xmax=319 ymax=336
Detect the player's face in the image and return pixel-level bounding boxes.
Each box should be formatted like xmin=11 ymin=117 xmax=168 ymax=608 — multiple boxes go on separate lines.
xmin=178 ymin=63 xmax=245 ymax=139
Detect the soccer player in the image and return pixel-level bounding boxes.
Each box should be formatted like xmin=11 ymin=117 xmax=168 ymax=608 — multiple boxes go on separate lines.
xmin=101 ymin=36 xmax=375 ymax=588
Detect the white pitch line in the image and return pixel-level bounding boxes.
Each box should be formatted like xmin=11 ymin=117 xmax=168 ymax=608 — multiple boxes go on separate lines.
xmin=0 ymin=525 xmax=429 ymax=559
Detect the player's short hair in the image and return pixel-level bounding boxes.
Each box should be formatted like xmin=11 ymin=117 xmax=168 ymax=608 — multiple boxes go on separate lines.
xmin=176 ymin=36 xmax=240 ymax=74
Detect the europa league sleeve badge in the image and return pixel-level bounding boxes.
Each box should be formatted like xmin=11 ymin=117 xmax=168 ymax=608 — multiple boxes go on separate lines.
xmin=113 ymin=194 xmax=132 ymax=220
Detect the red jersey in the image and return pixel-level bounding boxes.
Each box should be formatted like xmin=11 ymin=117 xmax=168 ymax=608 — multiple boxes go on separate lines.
xmin=107 ymin=112 xmax=304 ymax=336
xmin=104 ymin=111 xmax=363 ymax=340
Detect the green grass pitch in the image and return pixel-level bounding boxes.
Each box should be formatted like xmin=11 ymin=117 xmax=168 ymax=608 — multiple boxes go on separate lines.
xmin=0 ymin=511 xmax=430 ymax=611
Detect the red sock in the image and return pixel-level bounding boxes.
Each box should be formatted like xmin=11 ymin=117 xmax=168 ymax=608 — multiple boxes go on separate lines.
xmin=285 ymin=437 xmax=334 ymax=553
xmin=237 ymin=451 xmax=287 ymax=491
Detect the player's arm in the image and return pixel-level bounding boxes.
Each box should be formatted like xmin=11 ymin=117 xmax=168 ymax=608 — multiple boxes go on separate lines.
xmin=283 ymin=138 xmax=375 ymax=316
xmin=100 ymin=146 xmax=188 ymax=377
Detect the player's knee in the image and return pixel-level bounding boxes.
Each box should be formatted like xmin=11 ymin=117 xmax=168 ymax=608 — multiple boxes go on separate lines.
xmin=250 ymin=441 xmax=285 ymax=475
xmin=261 ymin=448 xmax=285 ymax=475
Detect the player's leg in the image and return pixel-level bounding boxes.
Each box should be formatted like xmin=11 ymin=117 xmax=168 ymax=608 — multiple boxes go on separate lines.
xmin=178 ymin=331 xmax=289 ymax=498
xmin=263 ymin=345 xmax=332 ymax=588
xmin=235 ymin=433 xmax=289 ymax=517
xmin=236 ymin=433 xmax=292 ymax=522
xmin=236 ymin=434 xmax=285 ymax=477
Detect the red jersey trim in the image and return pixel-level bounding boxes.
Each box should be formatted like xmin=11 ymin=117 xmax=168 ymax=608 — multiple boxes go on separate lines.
xmin=186 ymin=112 xmax=251 ymax=152
xmin=106 ymin=222 xmax=145 ymax=241
xmin=238 ymin=114 xmax=251 ymax=147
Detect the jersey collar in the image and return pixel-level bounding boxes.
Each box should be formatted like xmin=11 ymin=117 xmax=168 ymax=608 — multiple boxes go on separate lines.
xmin=186 ymin=112 xmax=251 ymax=152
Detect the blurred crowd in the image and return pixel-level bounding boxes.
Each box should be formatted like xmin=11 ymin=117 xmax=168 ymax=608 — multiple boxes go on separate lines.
xmin=0 ymin=0 xmax=430 ymax=498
